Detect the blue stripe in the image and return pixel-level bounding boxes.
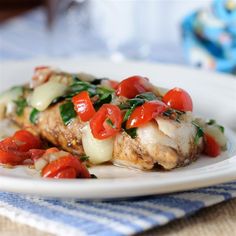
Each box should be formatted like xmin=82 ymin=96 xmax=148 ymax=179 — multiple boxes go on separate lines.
xmin=0 ymin=193 xmax=122 ymax=236
xmin=192 ymin=189 xmax=232 ymax=200
xmin=46 ymin=199 xmax=144 ymax=233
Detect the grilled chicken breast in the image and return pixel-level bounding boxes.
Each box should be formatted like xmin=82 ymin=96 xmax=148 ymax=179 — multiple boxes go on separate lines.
xmin=113 ymin=113 xmax=203 ymax=170
xmin=2 ymin=68 xmax=207 ymax=171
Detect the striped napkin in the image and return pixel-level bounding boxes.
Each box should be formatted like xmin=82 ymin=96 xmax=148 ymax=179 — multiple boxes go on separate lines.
xmin=0 ymin=182 xmax=236 ymax=236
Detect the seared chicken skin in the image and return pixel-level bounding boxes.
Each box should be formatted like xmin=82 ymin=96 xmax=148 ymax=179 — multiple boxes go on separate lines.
xmin=2 ymin=68 xmax=207 ymax=171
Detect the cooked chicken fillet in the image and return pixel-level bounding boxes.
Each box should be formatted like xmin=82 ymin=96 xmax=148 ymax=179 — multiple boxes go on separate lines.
xmin=113 ymin=113 xmax=203 ymax=170
xmin=5 ymin=69 xmax=204 ymax=171
xmin=11 ymin=103 xmax=84 ymax=155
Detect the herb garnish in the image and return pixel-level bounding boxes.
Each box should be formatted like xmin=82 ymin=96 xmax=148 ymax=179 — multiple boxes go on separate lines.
xmin=136 ymin=92 xmax=158 ymax=101
xmin=80 ymin=155 xmax=90 ymax=162
xmin=14 ymin=98 xmax=27 ymax=116
xmin=125 ymin=127 xmax=137 ymax=139
xmin=59 ymin=102 xmax=77 ymax=125
xmin=192 ymin=121 xmax=204 ymax=144
xmin=163 ymin=109 xmax=185 ymax=123
xmin=106 ymin=118 xmax=115 ymax=128
xmin=30 ymin=108 xmax=40 ymax=124
xmin=70 ymin=81 xmax=97 ymax=97
xmin=93 ymin=87 xmax=114 ymax=110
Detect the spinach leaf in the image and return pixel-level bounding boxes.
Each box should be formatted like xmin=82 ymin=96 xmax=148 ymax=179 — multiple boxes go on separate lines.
xmin=70 ymin=81 xmax=97 ymax=97
xmin=59 ymin=102 xmax=77 ymax=125
xmin=136 ymin=92 xmax=158 ymax=101
xmin=93 ymin=87 xmax=114 ymax=110
xmin=14 ymin=98 xmax=27 ymax=116
xmin=122 ymin=98 xmax=145 ymax=122
xmin=30 ymin=108 xmax=40 ymax=124
xmin=80 ymin=155 xmax=90 ymax=162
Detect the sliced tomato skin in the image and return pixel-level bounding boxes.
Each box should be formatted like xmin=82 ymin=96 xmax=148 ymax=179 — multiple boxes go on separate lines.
xmin=162 ymin=87 xmax=193 ymax=112
xmin=0 ymin=150 xmax=30 ymax=165
xmin=54 ymin=167 xmax=77 ymax=179
xmin=0 ymin=130 xmax=41 ymax=165
xmin=0 ymin=137 xmax=18 ymax=152
xmin=29 ymin=149 xmax=46 ymax=161
xmin=126 ymin=101 xmax=167 ymax=129
xmin=72 ymin=91 xmax=96 ymax=122
xmin=203 ymin=133 xmax=221 ymax=157
xmin=13 ymin=130 xmax=42 ymax=152
xmin=109 ymin=80 xmax=119 ymax=90
xmin=90 ymin=104 xmax=122 ymax=140
xmin=116 ymin=76 xmax=151 ymax=98
xmin=42 ymin=155 xmax=90 ymax=179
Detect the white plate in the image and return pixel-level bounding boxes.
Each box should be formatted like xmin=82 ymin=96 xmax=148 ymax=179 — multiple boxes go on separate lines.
xmin=1 ymin=58 xmax=236 ymax=199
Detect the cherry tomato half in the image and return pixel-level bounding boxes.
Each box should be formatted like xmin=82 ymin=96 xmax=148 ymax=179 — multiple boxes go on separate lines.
xmin=116 ymin=76 xmax=151 ymax=98
xmin=126 ymin=101 xmax=167 ymax=129
xmin=55 ymin=167 xmax=77 ymax=179
xmin=42 ymin=155 xmax=90 ymax=179
xmin=203 ymin=133 xmax=221 ymax=157
xmin=162 ymin=87 xmax=193 ymax=112
xmin=13 ymin=130 xmax=42 ymax=152
xmin=90 ymin=104 xmax=122 ymax=139
xmin=29 ymin=149 xmax=46 ymax=161
xmin=72 ymin=91 xmax=96 ymax=122
xmin=109 ymin=80 xmax=119 ymax=90
xmin=0 ymin=150 xmax=30 ymax=165
xmin=0 ymin=137 xmax=19 ymax=152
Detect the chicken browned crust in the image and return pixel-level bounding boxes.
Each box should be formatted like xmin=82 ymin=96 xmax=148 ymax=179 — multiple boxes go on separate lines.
xmin=11 ymin=103 xmax=84 ymax=155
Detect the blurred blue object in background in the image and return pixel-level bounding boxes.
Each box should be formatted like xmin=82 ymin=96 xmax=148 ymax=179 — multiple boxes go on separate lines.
xmin=182 ymin=0 xmax=236 ymax=74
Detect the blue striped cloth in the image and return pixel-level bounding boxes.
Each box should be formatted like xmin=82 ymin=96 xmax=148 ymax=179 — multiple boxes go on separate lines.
xmin=0 ymin=7 xmax=236 ymax=236
xmin=1 ymin=182 xmax=236 ymax=236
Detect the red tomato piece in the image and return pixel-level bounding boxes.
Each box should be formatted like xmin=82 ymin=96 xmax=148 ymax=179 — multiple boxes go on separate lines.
xmin=29 ymin=149 xmax=46 ymax=161
xmin=34 ymin=66 xmax=49 ymax=71
xmin=0 ymin=137 xmax=19 ymax=152
xmin=45 ymin=147 xmax=60 ymax=154
xmin=162 ymin=87 xmax=193 ymax=112
xmin=126 ymin=101 xmax=167 ymax=129
xmin=90 ymin=104 xmax=122 ymax=139
xmin=109 ymin=80 xmax=119 ymax=90
xmin=13 ymin=130 xmax=42 ymax=152
xmin=54 ymin=167 xmax=77 ymax=179
xmin=0 ymin=150 xmax=30 ymax=165
xmin=42 ymin=155 xmax=90 ymax=179
xmin=116 ymin=76 xmax=151 ymax=98
xmin=203 ymin=133 xmax=221 ymax=157
xmin=72 ymin=91 xmax=96 ymax=122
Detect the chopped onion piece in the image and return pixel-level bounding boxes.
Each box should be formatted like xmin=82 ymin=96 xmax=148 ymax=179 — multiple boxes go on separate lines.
xmin=31 ymin=81 xmax=67 ymax=111
xmin=82 ymin=124 xmax=114 ymax=164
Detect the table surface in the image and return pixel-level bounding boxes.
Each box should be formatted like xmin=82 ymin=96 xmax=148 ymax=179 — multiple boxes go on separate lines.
xmin=1 ymin=197 xmax=236 ymax=236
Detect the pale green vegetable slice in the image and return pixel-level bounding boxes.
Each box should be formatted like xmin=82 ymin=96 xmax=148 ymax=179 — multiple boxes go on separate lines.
xmin=30 ymin=81 xmax=67 ymax=111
